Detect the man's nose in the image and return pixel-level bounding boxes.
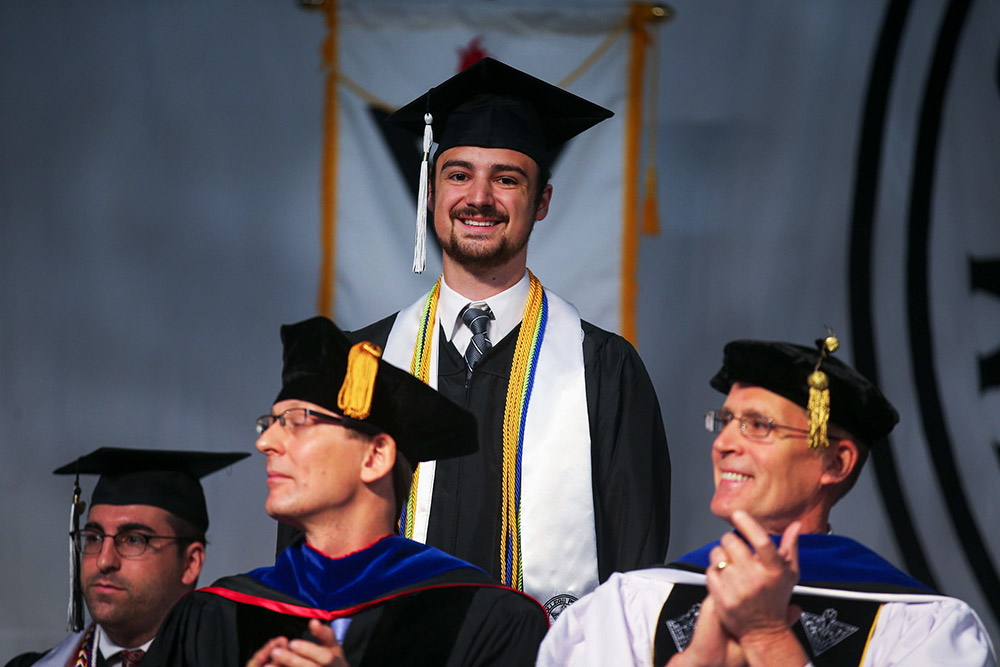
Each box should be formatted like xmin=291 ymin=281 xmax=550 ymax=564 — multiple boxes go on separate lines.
xmin=256 ymin=419 xmax=287 ymax=455
xmin=713 ymin=421 xmax=743 ymax=454
xmin=466 ymin=178 xmax=494 ymax=207
xmin=95 ymin=536 xmax=121 ymax=572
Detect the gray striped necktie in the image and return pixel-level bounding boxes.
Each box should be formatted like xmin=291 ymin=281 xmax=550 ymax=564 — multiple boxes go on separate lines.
xmin=462 ymin=303 xmax=493 ymax=381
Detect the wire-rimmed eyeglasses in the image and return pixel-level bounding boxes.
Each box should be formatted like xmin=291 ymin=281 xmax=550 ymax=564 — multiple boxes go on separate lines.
xmin=254 ymin=407 xmax=347 ymax=436
xmin=72 ymin=529 xmax=191 ymax=558
xmin=704 ymin=409 xmax=812 ymax=441
xmin=255 ymin=407 xmax=384 ymax=438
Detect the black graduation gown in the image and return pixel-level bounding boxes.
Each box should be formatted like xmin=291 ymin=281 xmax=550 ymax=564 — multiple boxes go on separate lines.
xmin=142 ymin=565 xmax=546 ymax=666
xmin=278 ymin=315 xmax=671 ymax=585
xmin=3 ymin=653 xmax=45 ymax=667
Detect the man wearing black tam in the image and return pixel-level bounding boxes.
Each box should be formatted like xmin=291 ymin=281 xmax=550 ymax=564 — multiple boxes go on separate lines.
xmin=303 ymin=56 xmax=671 ymax=620
xmin=539 ymin=334 xmax=996 ymax=666
xmin=5 ymin=448 xmax=247 ymax=667
xmin=143 ymin=316 xmax=548 ymax=666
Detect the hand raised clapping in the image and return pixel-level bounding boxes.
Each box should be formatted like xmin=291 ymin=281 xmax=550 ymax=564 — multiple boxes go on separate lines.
xmin=246 ymin=619 xmax=350 ymax=667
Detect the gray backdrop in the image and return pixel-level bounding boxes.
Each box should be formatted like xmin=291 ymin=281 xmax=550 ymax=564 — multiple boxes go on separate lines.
xmin=2 ymin=0 xmax=998 ymax=655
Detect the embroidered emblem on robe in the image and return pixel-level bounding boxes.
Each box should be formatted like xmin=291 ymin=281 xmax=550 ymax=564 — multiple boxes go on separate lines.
xmin=665 ymin=602 xmax=701 ymax=652
xmin=800 ymin=608 xmax=860 ymax=656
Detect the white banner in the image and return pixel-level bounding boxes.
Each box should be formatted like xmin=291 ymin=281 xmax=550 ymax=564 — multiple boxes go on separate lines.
xmin=332 ymin=5 xmax=632 ymax=333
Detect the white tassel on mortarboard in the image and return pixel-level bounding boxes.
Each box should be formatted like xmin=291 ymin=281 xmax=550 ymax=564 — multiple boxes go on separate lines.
xmin=412 ymin=112 xmax=433 ymax=274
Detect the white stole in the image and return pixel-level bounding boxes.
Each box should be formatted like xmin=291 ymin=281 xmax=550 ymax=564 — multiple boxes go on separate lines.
xmin=383 ymin=286 xmax=599 ymax=612
xmin=32 ymin=624 xmax=91 ymax=667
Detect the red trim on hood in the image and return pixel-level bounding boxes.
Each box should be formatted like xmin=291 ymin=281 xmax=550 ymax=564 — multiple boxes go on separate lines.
xmin=199 ymin=581 xmax=549 ymax=626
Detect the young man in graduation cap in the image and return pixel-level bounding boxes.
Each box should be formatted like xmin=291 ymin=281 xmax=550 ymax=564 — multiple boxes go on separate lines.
xmin=142 ymin=316 xmax=548 ymax=666
xmin=5 ymin=448 xmax=248 ymax=667
xmin=538 ymin=333 xmax=997 ymax=666
xmin=294 ymin=56 xmax=671 ymax=619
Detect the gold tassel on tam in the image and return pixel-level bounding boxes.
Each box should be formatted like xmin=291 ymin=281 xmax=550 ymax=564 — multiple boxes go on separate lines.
xmin=338 ymin=341 xmax=382 ymax=419
xmin=807 ymin=370 xmax=830 ymax=449
xmin=806 ymin=334 xmax=839 ymax=449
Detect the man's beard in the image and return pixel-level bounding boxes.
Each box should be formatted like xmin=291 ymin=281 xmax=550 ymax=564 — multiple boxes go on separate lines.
xmin=435 ymin=204 xmax=532 ymax=271
xmin=83 ymin=572 xmax=134 ymax=626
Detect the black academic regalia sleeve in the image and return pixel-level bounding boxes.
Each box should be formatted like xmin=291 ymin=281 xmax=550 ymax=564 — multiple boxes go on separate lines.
xmin=447 ymin=587 xmax=549 ymax=667
xmin=3 ymin=653 xmax=44 ymax=667
xmin=142 ymin=591 xmax=243 ymax=667
xmin=346 ymin=314 xmax=397 ymax=349
xmin=582 ymin=321 xmax=671 ymax=582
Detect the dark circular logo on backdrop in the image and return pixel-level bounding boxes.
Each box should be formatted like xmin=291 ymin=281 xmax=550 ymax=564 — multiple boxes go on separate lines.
xmin=849 ymin=0 xmax=1000 ymax=633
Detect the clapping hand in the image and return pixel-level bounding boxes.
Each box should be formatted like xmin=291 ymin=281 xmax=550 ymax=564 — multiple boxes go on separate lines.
xmin=246 ymin=619 xmax=350 ymax=667
xmin=704 ymin=510 xmax=806 ymax=665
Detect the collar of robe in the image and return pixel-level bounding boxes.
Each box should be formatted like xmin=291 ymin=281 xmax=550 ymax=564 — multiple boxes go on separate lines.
xmin=246 ymin=535 xmax=481 ymax=611
xmin=674 ymin=532 xmax=933 ymax=593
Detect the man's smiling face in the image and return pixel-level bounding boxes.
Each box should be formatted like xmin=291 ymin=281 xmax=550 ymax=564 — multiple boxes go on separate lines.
xmin=431 ymin=145 xmax=550 ymax=273
xmin=710 ymin=383 xmax=834 ymax=534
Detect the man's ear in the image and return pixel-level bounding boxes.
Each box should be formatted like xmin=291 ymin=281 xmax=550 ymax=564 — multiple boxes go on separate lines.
xmin=820 ymin=438 xmax=858 ymax=487
xmin=535 ymin=183 xmax=553 ymax=221
xmin=427 ymin=174 xmax=435 ymax=213
xmin=181 ymin=541 xmax=206 ymax=587
xmin=360 ymin=433 xmax=397 ymax=484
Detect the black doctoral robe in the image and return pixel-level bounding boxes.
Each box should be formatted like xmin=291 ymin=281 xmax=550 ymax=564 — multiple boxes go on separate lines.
xmin=142 ymin=537 xmax=547 ymax=666
xmin=3 ymin=652 xmax=45 ymax=667
xmin=278 ymin=316 xmax=671 ymax=587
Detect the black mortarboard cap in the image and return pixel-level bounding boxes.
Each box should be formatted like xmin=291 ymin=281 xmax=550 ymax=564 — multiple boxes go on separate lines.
xmin=54 ymin=448 xmax=249 ymax=532
xmin=709 ymin=340 xmax=899 ymax=444
xmin=388 ymin=57 xmax=613 ymax=173
xmin=274 ymin=316 xmax=478 ymax=463
xmin=389 ymin=58 xmax=614 ymax=273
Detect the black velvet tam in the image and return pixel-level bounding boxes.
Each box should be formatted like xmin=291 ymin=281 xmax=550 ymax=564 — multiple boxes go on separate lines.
xmin=54 ymin=448 xmax=249 ymax=531
xmin=274 ymin=316 xmax=478 ymax=464
xmin=387 ymin=57 xmax=613 ymax=172
xmin=709 ymin=340 xmax=899 ymax=444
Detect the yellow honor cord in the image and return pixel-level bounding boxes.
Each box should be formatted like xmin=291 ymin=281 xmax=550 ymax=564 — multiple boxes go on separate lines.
xmin=497 ymin=271 xmax=545 ymax=589
xmin=411 ymin=279 xmax=441 ymax=382
xmin=400 ymin=278 xmax=442 ymax=537
xmin=338 ymin=341 xmax=382 ymax=419
xmin=400 ymin=271 xmax=546 ymax=590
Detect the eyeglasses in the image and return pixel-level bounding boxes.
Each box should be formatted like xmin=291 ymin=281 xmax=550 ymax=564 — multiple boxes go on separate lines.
xmin=255 ymin=407 xmax=347 ymax=436
xmin=72 ymin=529 xmax=190 ymax=558
xmin=704 ymin=409 xmax=812 ymax=441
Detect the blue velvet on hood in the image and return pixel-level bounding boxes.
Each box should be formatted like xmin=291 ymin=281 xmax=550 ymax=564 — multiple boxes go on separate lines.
xmin=676 ymin=533 xmax=932 ymax=593
xmin=247 ymin=536 xmax=484 ymax=611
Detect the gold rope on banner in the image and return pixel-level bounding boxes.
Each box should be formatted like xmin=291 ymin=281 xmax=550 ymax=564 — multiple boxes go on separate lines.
xmin=622 ymin=2 xmax=670 ymax=347
xmin=338 ymin=72 xmax=395 ymax=114
xmin=558 ymin=19 xmax=629 ymax=89
xmin=641 ymin=19 xmax=662 ymax=237
xmin=317 ymin=0 xmax=339 ymax=318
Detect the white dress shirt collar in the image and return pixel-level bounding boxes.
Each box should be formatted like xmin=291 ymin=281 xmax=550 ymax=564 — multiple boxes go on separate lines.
xmin=96 ymin=624 xmax=153 ymax=663
xmin=438 ymin=272 xmax=530 ymax=351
